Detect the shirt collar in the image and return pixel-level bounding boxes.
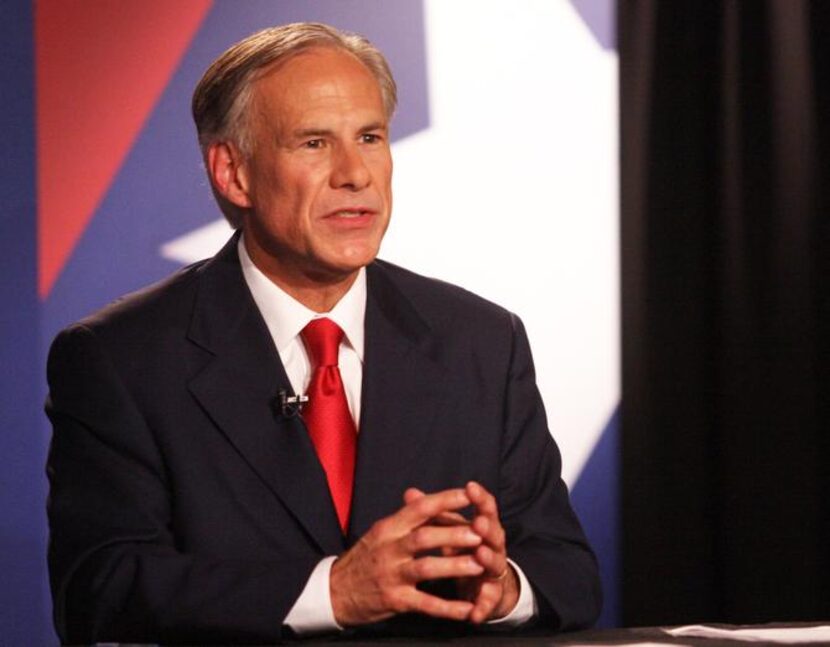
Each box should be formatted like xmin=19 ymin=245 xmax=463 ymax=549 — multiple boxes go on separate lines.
xmin=238 ymin=235 xmax=366 ymax=360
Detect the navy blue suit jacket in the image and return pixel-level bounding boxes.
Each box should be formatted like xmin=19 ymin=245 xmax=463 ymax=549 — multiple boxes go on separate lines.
xmin=46 ymin=235 xmax=601 ymax=644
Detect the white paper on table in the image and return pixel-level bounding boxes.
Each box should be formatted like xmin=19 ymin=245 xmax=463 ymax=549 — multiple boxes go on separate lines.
xmin=568 ymin=641 xmax=683 ymax=647
xmin=569 ymin=643 xmax=690 ymax=647
xmin=664 ymin=624 xmax=830 ymax=643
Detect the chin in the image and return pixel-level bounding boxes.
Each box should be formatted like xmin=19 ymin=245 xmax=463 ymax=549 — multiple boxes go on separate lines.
xmin=310 ymin=255 xmax=374 ymax=282
xmin=330 ymin=244 xmax=381 ymax=271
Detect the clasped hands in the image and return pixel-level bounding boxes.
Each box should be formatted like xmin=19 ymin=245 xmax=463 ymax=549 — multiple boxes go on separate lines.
xmin=330 ymin=481 xmax=520 ymax=626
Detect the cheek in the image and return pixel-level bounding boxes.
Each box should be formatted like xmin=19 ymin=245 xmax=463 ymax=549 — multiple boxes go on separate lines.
xmin=381 ymin=159 xmax=394 ymax=200
xmin=263 ymin=175 xmax=317 ymax=226
xmin=289 ymin=167 xmax=329 ymax=210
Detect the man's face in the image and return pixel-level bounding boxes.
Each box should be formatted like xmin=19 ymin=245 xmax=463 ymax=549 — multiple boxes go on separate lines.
xmin=235 ymin=47 xmax=393 ymax=287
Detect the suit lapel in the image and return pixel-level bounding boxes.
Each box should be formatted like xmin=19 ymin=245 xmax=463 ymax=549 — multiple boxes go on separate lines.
xmin=186 ymin=236 xmax=344 ymax=555
xmin=348 ymin=263 xmax=448 ymax=541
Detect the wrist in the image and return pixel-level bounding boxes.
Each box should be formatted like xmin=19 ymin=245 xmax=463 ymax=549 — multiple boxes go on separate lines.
xmin=490 ymin=565 xmax=520 ymax=620
xmin=330 ymin=555 xmax=356 ymax=627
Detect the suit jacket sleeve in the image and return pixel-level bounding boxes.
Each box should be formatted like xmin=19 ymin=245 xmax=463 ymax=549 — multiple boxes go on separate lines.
xmin=499 ymin=313 xmax=602 ymax=630
xmin=46 ymin=324 xmax=311 ymax=645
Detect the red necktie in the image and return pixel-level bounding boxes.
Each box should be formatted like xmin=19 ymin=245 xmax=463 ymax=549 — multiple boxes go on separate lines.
xmin=300 ymin=318 xmax=357 ymax=533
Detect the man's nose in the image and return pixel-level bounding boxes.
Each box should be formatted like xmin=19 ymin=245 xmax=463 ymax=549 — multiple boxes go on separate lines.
xmin=330 ymin=144 xmax=371 ymax=190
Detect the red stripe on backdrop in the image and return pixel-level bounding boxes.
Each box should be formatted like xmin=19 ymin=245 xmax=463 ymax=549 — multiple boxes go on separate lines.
xmin=35 ymin=0 xmax=212 ymax=299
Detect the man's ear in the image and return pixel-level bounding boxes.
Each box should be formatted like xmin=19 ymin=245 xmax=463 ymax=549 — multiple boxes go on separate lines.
xmin=207 ymin=142 xmax=252 ymax=209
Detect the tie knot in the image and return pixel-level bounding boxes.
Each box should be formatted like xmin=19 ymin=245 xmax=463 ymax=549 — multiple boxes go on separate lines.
xmin=301 ymin=318 xmax=344 ymax=367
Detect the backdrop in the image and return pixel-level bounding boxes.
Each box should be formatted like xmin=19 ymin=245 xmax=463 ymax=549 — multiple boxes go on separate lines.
xmin=620 ymin=0 xmax=830 ymax=626
xmin=1 ymin=1 xmax=618 ymax=642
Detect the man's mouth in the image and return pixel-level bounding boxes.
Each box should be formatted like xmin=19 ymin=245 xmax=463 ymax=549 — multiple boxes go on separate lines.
xmin=331 ymin=210 xmax=368 ymax=219
xmin=323 ymin=208 xmax=378 ymax=223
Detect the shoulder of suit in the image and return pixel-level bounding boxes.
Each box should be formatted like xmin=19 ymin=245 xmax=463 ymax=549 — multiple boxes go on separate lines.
xmin=68 ymin=257 xmax=212 ymax=339
xmin=47 ymin=257 xmax=216 ymax=376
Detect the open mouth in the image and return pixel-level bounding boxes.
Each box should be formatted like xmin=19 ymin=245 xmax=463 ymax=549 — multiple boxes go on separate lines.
xmin=330 ymin=210 xmax=368 ymax=219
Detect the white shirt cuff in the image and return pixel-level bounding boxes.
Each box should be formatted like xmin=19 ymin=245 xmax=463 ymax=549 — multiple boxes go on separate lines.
xmin=283 ymin=556 xmax=342 ymax=635
xmin=486 ymin=558 xmax=538 ymax=627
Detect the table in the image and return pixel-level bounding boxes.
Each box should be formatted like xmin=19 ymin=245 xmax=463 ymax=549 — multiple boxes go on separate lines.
xmin=296 ymin=622 xmax=830 ymax=646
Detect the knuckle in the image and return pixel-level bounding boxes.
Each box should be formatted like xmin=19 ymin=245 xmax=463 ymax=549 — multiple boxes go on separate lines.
xmin=409 ymin=559 xmax=425 ymax=579
xmin=412 ymin=557 xmax=432 ymax=579
xmin=357 ymin=533 xmax=378 ymax=556
xmin=379 ymin=589 xmax=394 ymax=610
xmin=371 ymin=518 xmax=391 ymax=537
xmin=411 ymin=527 xmax=430 ymax=549
xmin=412 ymin=497 xmax=432 ymax=516
xmin=382 ymin=590 xmax=406 ymax=613
xmin=495 ymin=527 xmax=506 ymax=547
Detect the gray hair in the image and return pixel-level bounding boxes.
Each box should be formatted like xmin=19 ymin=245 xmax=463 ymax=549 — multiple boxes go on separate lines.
xmin=192 ymin=23 xmax=397 ymax=226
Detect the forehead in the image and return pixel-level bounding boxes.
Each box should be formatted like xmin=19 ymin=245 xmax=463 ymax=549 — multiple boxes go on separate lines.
xmin=251 ymin=47 xmax=385 ymax=124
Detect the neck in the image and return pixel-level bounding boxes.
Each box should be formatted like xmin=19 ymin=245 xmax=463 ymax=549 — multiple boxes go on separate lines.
xmin=243 ymin=237 xmax=358 ymax=313
xmin=271 ymin=272 xmax=357 ymax=313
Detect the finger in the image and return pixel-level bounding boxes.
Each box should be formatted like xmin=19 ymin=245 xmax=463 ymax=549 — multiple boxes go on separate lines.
xmin=397 ymin=488 xmax=471 ymax=530
xmin=402 ymin=554 xmax=484 ymax=583
xmin=429 ymin=510 xmax=470 ymax=527
xmin=473 ymin=543 xmax=508 ymax=579
xmin=403 ymin=487 xmax=425 ymax=504
xmin=466 ymin=481 xmax=498 ymax=518
xmin=469 ymin=580 xmax=502 ymax=624
xmin=373 ymin=489 xmax=470 ymax=541
xmin=472 ymin=514 xmax=506 ymax=552
xmin=399 ymin=587 xmax=475 ymax=622
xmin=404 ymin=488 xmax=470 ymax=527
xmin=402 ymin=524 xmax=482 ymax=555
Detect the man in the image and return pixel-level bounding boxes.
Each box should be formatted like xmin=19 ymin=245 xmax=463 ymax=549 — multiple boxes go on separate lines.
xmin=46 ymin=23 xmax=601 ymax=644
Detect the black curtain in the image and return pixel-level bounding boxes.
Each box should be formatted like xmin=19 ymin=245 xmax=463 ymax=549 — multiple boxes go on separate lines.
xmin=620 ymin=0 xmax=830 ymax=625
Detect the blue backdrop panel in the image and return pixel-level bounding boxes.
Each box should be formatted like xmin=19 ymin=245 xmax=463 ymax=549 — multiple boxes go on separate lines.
xmin=572 ymin=407 xmax=619 ymax=629
xmin=1 ymin=2 xmax=53 ymax=645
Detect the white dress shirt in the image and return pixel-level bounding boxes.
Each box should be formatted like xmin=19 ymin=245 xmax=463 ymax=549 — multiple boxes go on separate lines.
xmin=238 ymin=236 xmax=537 ymax=635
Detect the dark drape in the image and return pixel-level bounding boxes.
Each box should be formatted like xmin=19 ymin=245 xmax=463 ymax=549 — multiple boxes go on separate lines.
xmin=620 ymin=0 xmax=830 ymax=625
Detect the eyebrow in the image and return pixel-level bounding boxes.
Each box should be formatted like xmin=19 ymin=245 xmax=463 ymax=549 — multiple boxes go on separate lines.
xmin=359 ymin=122 xmax=387 ymax=133
xmin=292 ymin=128 xmax=331 ymax=139
xmin=291 ymin=122 xmax=388 ymax=139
